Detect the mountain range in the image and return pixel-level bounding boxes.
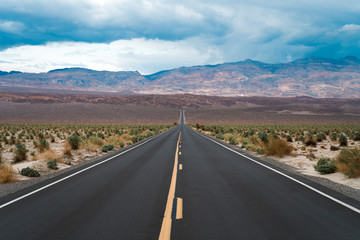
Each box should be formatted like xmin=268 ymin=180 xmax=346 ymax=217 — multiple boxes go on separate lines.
xmin=1 ymin=56 xmax=360 ymax=97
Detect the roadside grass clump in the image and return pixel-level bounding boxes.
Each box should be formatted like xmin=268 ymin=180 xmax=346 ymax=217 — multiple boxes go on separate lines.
xmin=87 ymin=136 xmax=104 ymax=146
xmin=0 ymin=164 xmax=17 ymax=183
xmin=257 ymin=132 xmax=268 ymax=144
xmin=304 ymin=135 xmax=317 ymax=147
xmin=47 ymin=159 xmax=58 ymax=170
xmin=335 ymin=147 xmax=360 ymax=178
xmin=20 ymin=167 xmax=40 ymax=177
xmin=37 ymin=138 xmax=49 ymax=153
xmin=353 ymin=133 xmax=360 ymax=141
xmin=330 ymin=146 xmax=340 ymax=151
xmin=229 ymin=136 xmax=238 ymax=145
xmin=314 ymin=158 xmax=337 ymax=175
xmin=330 ymin=132 xmax=337 ymax=141
xmin=63 ymin=144 xmax=72 ymax=158
xmin=256 ymin=148 xmax=265 ymax=155
xmin=101 ymin=144 xmax=115 ymax=152
xmin=216 ymin=133 xmax=225 ymax=140
xmin=339 ymin=134 xmax=348 ymax=147
xmin=68 ymin=134 xmax=81 ymax=150
xmin=265 ymin=138 xmax=293 ymax=158
xmin=40 ymin=149 xmax=61 ymax=162
xmin=223 ymin=133 xmax=233 ymax=141
xmin=13 ymin=143 xmax=28 ymax=163
xmin=316 ymin=133 xmax=326 ymax=142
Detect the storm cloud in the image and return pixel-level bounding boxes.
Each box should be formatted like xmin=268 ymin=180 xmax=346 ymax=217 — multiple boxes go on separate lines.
xmin=0 ymin=0 xmax=359 ymax=73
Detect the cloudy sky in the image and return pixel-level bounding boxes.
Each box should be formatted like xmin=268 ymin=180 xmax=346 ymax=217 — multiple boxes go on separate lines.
xmin=0 ymin=0 xmax=360 ymax=74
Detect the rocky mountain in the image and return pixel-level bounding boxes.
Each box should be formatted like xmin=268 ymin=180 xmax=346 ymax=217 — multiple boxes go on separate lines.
xmin=1 ymin=56 xmax=360 ymax=97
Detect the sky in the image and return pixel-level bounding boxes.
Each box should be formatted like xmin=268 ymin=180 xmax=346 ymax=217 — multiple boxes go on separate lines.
xmin=0 ymin=0 xmax=360 ymax=74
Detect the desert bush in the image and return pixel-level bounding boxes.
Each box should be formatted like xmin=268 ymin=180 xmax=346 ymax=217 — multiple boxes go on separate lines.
xmin=87 ymin=136 xmax=104 ymax=146
xmin=68 ymin=134 xmax=81 ymax=150
xmin=119 ymin=141 xmax=125 ymax=148
xmin=330 ymin=146 xmax=339 ymax=151
xmin=63 ymin=144 xmax=72 ymax=157
xmin=353 ymin=133 xmax=360 ymax=141
xmin=216 ymin=133 xmax=225 ymax=140
xmin=258 ymin=132 xmax=268 ymax=143
xmin=0 ymin=164 xmax=16 ymax=183
xmin=265 ymin=138 xmax=293 ymax=158
xmin=339 ymin=134 xmax=348 ymax=147
xmin=241 ymin=141 xmax=247 ymax=148
xmin=13 ymin=143 xmax=28 ymax=163
xmin=38 ymin=138 xmax=49 ymax=153
xmin=102 ymin=145 xmax=109 ymax=152
xmin=316 ymin=133 xmax=326 ymax=142
xmin=229 ymin=136 xmax=238 ymax=145
xmin=314 ymin=158 xmax=337 ymax=175
xmin=101 ymin=144 xmax=115 ymax=152
xmin=256 ymin=148 xmax=265 ymax=154
xmin=336 ymin=147 xmax=360 ymax=178
xmin=47 ymin=159 xmax=58 ymax=170
xmin=20 ymin=167 xmax=40 ymax=177
xmin=304 ymin=135 xmax=317 ymax=147
xmin=330 ymin=132 xmax=337 ymax=141
xmin=286 ymin=135 xmax=292 ymax=142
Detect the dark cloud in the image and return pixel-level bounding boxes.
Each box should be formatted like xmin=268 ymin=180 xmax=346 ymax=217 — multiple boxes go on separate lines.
xmin=0 ymin=0 xmax=360 ymax=71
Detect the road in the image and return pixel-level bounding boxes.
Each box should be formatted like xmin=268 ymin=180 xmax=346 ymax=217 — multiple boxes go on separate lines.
xmin=1 ymin=110 xmax=360 ymax=239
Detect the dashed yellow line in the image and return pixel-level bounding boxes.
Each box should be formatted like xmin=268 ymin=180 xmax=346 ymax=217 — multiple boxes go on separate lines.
xmin=158 ymin=131 xmax=182 ymax=240
xmin=179 ymin=164 xmax=183 ymax=171
xmin=176 ymin=198 xmax=183 ymax=219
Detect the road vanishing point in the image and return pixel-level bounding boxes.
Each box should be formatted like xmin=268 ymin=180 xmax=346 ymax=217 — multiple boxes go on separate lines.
xmin=1 ymin=110 xmax=360 ymax=239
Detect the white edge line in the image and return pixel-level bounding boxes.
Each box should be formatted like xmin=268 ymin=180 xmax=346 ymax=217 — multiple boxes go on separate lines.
xmin=0 ymin=127 xmax=177 ymax=209
xmin=193 ymin=129 xmax=360 ymax=215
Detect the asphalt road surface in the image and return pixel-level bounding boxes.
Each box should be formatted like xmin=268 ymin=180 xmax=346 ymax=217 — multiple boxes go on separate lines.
xmin=1 ymin=110 xmax=360 ymax=239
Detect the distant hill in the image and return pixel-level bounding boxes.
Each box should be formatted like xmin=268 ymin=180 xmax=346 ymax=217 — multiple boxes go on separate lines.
xmin=1 ymin=56 xmax=360 ymax=97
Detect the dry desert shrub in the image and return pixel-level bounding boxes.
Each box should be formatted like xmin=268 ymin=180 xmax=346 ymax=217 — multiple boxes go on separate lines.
xmin=265 ymin=138 xmax=293 ymax=158
xmin=0 ymin=164 xmax=17 ymax=183
xmin=84 ymin=143 xmax=99 ymax=153
xmin=223 ymin=133 xmax=233 ymax=141
xmin=336 ymin=147 xmax=360 ymax=178
xmin=63 ymin=144 xmax=72 ymax=158
xmin=87 ymin=136 xmax=104 ymax=146
xmin=39 ymin=149 xmax=63 ymax=162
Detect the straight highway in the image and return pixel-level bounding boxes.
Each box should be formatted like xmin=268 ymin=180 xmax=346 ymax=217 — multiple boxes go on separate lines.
xmin=0 ymin=110 xmax=360 ymax=239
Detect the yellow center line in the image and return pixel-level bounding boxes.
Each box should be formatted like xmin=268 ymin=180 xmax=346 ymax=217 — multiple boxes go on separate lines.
xmin=179 ymin=164 xmax=183 ymax=170
xmin=158 ymin=131 xmax=182 ymax=240
xmin=176 ymin=198 xmax=183 ymax=219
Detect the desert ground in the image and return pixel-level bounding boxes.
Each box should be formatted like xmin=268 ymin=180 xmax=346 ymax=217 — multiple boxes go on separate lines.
xmin=1 ymin=91 xmax=359 ymax=192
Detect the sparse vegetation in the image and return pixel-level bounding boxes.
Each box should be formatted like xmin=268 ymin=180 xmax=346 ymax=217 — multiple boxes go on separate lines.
xmin=192 ymin=123 xmax=360 ymax=179
xmin=47 ymin=159 xmax=58 ymax=170
xmin=339 ymin=134 xmax=348 ymax=147
xmin=314 ymin=158 xmax=337 ymax=175
xmin=13 ymin=143 xmax=28 ymax=163
xmin=20 ymin=167 xmax=40 ymax=177
xmin=0 ymin=164 xmax=16 ymax=183
xmin=68 ymin=134 xmax=81 ymax=150
xmin=265 ymin=138 xmax=293 ymax=157
xmin=336 ymin=147 xmax=360 ymax=178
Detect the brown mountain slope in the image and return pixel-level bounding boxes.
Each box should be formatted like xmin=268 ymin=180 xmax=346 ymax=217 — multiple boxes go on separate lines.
xmin=1 ymin=56 xmax=360 ymax=97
